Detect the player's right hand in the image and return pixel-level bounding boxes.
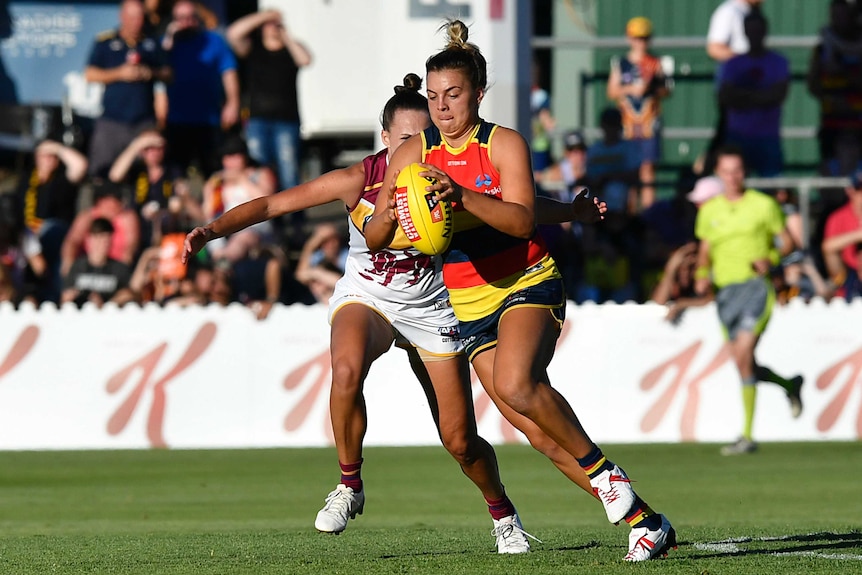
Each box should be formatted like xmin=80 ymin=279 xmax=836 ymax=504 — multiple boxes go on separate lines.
xmin=182 ymin=227 xmax=209 ymax=264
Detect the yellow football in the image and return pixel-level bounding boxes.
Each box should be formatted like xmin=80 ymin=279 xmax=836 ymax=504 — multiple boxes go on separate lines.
xmin=393 ymin=162 xmax=454 ymax=256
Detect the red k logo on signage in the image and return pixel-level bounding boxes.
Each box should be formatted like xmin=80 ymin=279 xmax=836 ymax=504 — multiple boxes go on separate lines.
xmin=105 ymin=322 xmax=217 ymax=447
xmin=816 ymin=346 xmax=862 ymax=437
xmin=640 ymin=341 xmax=732 ymax=440
xmin=283 ymin=349 xmax=333 ymax=441
xmin=0 ymin=326 xmax=39 ymax=382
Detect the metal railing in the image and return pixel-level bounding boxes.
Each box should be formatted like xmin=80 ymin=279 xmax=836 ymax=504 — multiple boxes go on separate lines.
xmin=745 ymin=176 xmax=849 ymax=250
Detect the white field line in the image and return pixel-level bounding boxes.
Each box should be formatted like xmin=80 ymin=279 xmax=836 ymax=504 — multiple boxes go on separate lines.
xmin=694 ymin=532 xmax=862 ymax=561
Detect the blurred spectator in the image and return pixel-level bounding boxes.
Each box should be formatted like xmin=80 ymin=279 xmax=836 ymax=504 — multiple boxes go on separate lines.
xmin=844 ymin=242 xmax=862 ymax=299
xmin=227 ymin=8 xmax=312 ymax=243
xmin=202 ymin=134 xmax=277 ymax=262
xmin=208 ymin=260 xmax=234 ymax=306
xmin=0 ymin=260 xmax=14 ymax=304
xmin=226 ymin=9 xmax=311 ymax=192
xmin=108 ymin=130 xmax=202 ymax=247
xmin=127 ymin=238 xmax=185 ymax=304
xmin=294 ymin=222 xmax=347 ymax=305
xmin=639 ymin=176 xmax=717 ymax=296
xmin=0 ymin=193 xmax=46 ymax=305
xmin=576 ymin=233 xmax=638 ymax=304
xmin=706 ymin=0 xmax=764 ymax=161
xmin=537 ymin=130 xmax=589 ymax=300
xmin=161 ymin=261 xmax=216 ymax=307
xmin=718 ymin=8 xmax=789 ymax=177
xmin=233 ymin=245 xmax=286 ymax=320
xmin=651 ymin=242 xmax=714 ymax=324
xmin=583 ymin=108 xmax=641 ymax=215
xmin=60 ymin=181 xmax=140 ymax=278
xmin=61 ymin=217 xmax=134 ymax=308
xmin=707 ymin=0 xmax=764 ymax=63
xmin=539 ymin=130 xmax=588 ymax=201
xmin=807 ymin=0 xmax=862 ymax=175
xmin=530 ymin=61 xmax=557 ymax=177
xmin=607 ymin=16 xmax=670 ymax=210
xmin=822 ymin=172 xmax=862 ymax=298
xmin=17 ymin=139 xmax=88 ymax=303
xmin=84 ymin=0 xmax=171 ymax=178
xmin=773 ymin=188 xmax=833 ymax=303
xmin=580 ymin=108 xmax=643 ymax=300
xmin=143 ymin=0 xmax=218 ymax=36
xmin=162 ymin=0 xmax=240 ymax=178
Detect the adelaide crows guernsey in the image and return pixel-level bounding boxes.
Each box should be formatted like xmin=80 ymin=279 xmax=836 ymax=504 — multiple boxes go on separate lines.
xmin=421 ymin=121 xmax=560 ymax=321
xmin=342 ymin=149 xmax=445 ymax=306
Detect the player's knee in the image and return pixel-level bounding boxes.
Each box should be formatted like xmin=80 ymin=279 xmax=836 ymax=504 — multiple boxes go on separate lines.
xmin=440 ymin=432 xmax=475 ymax=466
xmin=494 ymin=378 xmax=533 ymax=415
xmin=329 ymin=359 xmax=364 ymax=396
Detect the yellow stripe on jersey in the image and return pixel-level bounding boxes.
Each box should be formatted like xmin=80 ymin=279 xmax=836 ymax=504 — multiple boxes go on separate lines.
xmin=448 ymin=253 xmax=561 ymax=322
xmin=349 ymin=198 xmax=413 ymax=250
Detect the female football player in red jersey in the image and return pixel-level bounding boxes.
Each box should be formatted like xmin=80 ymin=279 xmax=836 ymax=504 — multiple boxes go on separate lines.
xmin=365 ymin=20 xmax=676 ymax=562
xmin=182 ymin=74 xmax=538 ymax=553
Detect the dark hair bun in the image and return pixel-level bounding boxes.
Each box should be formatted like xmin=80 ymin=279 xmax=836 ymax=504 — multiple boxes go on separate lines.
xmin=395 ymin=73 xmax=423 ymax=95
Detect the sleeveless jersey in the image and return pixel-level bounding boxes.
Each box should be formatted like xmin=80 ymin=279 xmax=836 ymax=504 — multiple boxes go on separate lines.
xmin=342 ymin=149 xmax=446 ymax=306
xmin=612 ymin=53 xmax=663 ymax=139
xmin=421 ymin=121 xmax=560 ymax=321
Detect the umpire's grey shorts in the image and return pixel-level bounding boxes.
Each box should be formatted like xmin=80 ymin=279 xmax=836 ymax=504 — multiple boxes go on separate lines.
xmin=716 ymin=277 xmax=774 ymax=340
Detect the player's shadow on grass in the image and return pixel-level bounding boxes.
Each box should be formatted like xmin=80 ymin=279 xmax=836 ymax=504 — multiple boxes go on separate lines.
xmin=686 ymin=531 xmax=862 ymax=560
xmin=379 ymin=540 xmax=600 ymax=559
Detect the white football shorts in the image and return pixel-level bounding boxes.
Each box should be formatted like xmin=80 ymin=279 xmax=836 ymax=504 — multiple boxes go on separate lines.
xmin=328 ymin=274 xmax=463 ymax=357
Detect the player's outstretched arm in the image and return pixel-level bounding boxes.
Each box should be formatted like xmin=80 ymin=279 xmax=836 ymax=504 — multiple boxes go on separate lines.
xmin=536 ymin=187 xmax=607 ymax=224
xmin=182 ymin=162 xmax=366 ymax=264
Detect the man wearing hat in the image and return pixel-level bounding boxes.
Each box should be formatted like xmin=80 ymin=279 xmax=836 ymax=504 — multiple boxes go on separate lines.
xmin=607 ymin=16 xmax=670 ymax=211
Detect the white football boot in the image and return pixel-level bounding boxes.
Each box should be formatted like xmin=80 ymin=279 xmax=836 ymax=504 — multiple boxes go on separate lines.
xmin=314 ymin=484 xmax=365 ymax=533
xmin=589 ymin=464 xmax=636 ymax=524
xmin=624 ymin=514 xmax=677 ymax=561
xmin=491 ymin=512 xmax=540 ymax=554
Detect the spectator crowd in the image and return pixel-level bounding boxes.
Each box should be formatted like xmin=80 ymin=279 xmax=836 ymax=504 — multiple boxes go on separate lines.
xmin=2 ymin=0 xmax=862 ymax=317
xmin=534 ymin=0 xmax=862 ymax=307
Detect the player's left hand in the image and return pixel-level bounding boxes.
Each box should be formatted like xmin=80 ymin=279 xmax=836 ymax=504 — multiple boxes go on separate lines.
xmin=420 ymin=163 xmax=463 ymax=203
xmin=570 ymin=187 xmax=607 ymax=223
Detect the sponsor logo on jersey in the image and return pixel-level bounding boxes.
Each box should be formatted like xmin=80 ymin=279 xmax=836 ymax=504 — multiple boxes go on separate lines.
xmin=475 ymin=173 xmax=493 ymax=188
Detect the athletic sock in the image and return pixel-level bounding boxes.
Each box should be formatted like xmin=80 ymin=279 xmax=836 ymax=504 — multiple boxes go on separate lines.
xmin=485 ymin=492 xmax=517 ymax=520
xmin=742 ymin=378 xmax=757 ymax=441
xmin=339 ymin=459 xmax=363 ymax=492
xmin=577 ymin=445 xmax=614 ymax=479
xmin=755 ymin=364 xmax=795 ymax=393
xmin=624 ymin=496 xmax=660 ymax=529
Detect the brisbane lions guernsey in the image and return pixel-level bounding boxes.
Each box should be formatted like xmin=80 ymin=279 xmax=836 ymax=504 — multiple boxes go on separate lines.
xmin=343 ymin=149 xmax=446 ymax=305
xmin=421 ymin=121 xmax=561 ymax=321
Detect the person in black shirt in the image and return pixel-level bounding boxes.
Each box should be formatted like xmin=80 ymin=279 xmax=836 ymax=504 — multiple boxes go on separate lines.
xmin=227 ymin=9 xmax=311 ymax=237
xmin=61 ymin=217 xmax=134 ymax=308
xmin=17 ymin=139 xmax=89 ymax=303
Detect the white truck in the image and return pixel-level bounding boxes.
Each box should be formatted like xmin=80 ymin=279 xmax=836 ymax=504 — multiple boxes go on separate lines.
xmin=265 ymin=0 xmax=529 ymax=169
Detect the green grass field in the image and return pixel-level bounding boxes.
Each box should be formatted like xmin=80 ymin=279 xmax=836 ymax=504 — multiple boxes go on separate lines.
xmin=0 ymin=442 xmax=859 ymax=574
